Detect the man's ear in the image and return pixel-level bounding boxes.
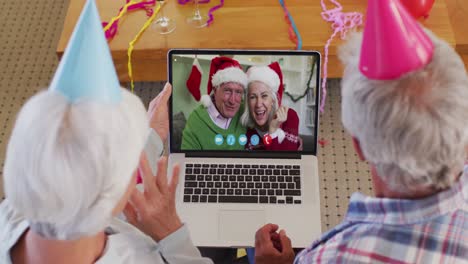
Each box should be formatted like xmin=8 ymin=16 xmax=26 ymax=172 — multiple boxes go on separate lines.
xmin=352 ymin=137 xmax=366 ymax=161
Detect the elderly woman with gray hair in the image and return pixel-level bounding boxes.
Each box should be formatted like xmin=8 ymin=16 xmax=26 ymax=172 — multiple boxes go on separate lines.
xmin=0 ymin=83 xmax=213 ymax=264
xmin=0 ymin=1 xmax=212 ymax=263
xmin=241 ymin=62 xmax=301 ymax=151
xmin=253 ymin=1 xmax=468 ymax=263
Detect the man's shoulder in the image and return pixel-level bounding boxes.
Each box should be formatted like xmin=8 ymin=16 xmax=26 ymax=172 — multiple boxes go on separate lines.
xmin=231 ymin=107 xmax=246 ymax=129
xmin=185 ymin=105 xmax=210 ymax=130
xmin=190 ymin=105 xmax=206 ymax=116
xmin=297 ymin=223 xmax=406 ymax=262
xmin=186 ymin=105 xmax=207 ymax=122
xmin=297 ymin=215 xmax=468 ymax=263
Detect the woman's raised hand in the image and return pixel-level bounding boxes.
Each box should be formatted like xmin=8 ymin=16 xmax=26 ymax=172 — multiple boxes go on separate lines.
xmin=124 ymin=155 xmax=182 ymax=242
xmin=269 ymin=106 xmax=289 ymax=134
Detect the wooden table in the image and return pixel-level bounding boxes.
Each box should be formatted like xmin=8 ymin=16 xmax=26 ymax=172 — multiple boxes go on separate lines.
xmin=445 ymin=0 xmax=468 ymax=70
xmin=57 ymin=0 xmax=455 ymax=82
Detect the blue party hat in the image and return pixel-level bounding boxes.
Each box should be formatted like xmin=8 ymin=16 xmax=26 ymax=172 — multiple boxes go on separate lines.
xmin=49 ymin=0 xmax=121 ymax=103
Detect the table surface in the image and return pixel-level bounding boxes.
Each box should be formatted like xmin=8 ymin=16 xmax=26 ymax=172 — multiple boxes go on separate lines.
xmin=445 ymin=0 xmax=468 ymax=69
xmin=57 ymin=0 xmax=455 ymax=82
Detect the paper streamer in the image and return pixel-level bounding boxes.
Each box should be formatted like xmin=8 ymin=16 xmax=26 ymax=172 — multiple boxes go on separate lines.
xmin=279 ymin=0 xmax=302 ymax=50
xmin=103 ymin=0 xmax=156 ymax=40
xmin=177 ymin=0 xmax=222 ymax=26
xmin=207 ymin=0 xmax=224 ymax=26
xmin=318 ymin=138 xmax=329 ymax=147
xmin=320 ymin=0 xmax=362 ymax=112
xmin=128 ymin=3 xmax=162 ymax=91
xmin=178 ymin=0 xmax=210 ymax=4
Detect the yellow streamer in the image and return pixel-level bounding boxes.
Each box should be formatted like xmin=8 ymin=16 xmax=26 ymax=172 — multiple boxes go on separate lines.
xmin=103 ymin=1 xmax=137 ymax=33
xmin=127 ymin=3 xmax=162 ymax=92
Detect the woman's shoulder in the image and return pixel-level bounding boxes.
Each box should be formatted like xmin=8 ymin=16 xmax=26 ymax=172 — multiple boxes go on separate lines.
xmin=0 ymin=200 xmax=29 ymax=264
xmin=96 ymin=218 xmax=164 ymax=263
xmin=0 ymin=199 xmax=28 ymax=241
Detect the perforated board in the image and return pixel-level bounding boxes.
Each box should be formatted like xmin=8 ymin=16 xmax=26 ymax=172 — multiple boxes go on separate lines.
xmin=0 ymin=0 xmax=71 ymax=200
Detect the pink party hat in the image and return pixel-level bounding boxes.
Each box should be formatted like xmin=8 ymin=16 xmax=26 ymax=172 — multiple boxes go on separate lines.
xmin=359 ymin=0 xmax=434 ymax=80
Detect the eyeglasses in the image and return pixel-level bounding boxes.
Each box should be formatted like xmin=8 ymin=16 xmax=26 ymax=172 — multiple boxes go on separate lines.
xmin=222 ymin=88 xmax=244 ymax=99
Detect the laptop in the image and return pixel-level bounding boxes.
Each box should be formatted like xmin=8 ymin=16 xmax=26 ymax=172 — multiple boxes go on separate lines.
xmin=167 ymin=49 xmax=321 ymax=248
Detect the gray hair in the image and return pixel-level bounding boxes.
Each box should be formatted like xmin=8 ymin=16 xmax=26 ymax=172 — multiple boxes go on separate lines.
xmin=241 ymin=81 xmax=279 ymax=129
xmin=339 ymin=30 xmax=468 ymax=192
xmin=4 ymin=88 xmax=148 ymax=240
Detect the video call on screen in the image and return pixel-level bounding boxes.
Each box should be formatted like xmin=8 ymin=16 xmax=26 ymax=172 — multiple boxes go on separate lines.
xmin=171 ymin=53 xmax=319 ymax=153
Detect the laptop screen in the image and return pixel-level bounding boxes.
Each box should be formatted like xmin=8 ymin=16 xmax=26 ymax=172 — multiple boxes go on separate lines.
xmin=168 ymin=50 xmax=320 ymax=156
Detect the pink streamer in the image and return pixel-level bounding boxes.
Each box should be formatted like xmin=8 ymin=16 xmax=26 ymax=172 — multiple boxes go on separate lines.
xmin=207 ymin=0 xmax=224 ymax=26
xmin=178 ymin=0 xmax=210 ymax=4
xmin=320 ymin=0 xmax=362 ymax=112
xmin=177 ymin=0 xmax=220 ymax=26
xmin=102 ymin=0 xmax=155 ymax=40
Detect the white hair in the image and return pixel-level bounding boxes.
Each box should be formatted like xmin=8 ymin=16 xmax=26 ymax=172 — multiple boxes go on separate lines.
xmin=201 ymin=81 xmax=248 ymax=108
xmin=339 ymin=30 xmax=468 ymax=192
xmin=3 ymin=88 xmax=148 ymax=240
xmin=241 ymin=81 xmax=279 ymax=129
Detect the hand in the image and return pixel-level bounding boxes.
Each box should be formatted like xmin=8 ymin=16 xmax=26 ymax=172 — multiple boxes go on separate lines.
xmin=148 ymin=82 xmax=172 ymax=142
xmin=255 ymin=224 xmax=295 ymax=264
xmin=269 ymin=106 xmax=289 ymax=134
xmin=123 ymin=155 xmax=182 ymax=241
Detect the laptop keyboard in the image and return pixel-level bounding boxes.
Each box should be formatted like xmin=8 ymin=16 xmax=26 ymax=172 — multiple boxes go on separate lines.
xmin=183 ymin=163 xmax=302 ymax=204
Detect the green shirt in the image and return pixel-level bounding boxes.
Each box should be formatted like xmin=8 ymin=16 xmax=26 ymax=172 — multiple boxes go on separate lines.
xmin=181 ymin=105 xmax=246 ymax=150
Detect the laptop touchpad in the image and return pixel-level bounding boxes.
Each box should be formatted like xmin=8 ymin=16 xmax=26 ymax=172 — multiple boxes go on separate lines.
xmin=218 ymin=210 xmax=266 ymax=242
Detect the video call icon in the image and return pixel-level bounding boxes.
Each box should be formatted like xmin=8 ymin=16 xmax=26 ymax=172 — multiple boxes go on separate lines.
xmin=238 ymin=134 xmax=247 ymax=146
xmin=250 ymin=134 xmax=260 ymax=146
xmin=226 ymin=134 xmax=236 ymax=146
xmin=214 ymin=134 xmax=224 ymax=145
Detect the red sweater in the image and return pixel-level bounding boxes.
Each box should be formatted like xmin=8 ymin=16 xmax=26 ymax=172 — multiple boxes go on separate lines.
xmin=245 ymin=108 xmax=300 ymax=151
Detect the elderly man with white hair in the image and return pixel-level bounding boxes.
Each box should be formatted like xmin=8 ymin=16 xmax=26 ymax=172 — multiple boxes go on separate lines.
xmin=0 ymin=1 xmax=213 ymax=263
xmin=181 ymin=56 xmax=248 ymax=150
xmin=253 ymin=1 xmax=468 ymax=263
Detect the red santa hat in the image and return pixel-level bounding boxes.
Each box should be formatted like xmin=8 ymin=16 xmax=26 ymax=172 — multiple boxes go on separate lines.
xmin=201 ymin=56 xmax=248 ymax=107
xmin=246 ymin=61 xmax=284 ymax=106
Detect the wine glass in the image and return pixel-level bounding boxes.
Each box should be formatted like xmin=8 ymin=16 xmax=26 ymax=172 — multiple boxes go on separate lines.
xmin=186 ymin=0 xmax=208 ymax=28
xmin=152 ymin=0 xmax=176 ymax=34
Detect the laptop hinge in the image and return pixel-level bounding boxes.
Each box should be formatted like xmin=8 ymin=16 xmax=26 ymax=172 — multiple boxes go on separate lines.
xmin=184 ymin=152 xmax=301 ymax=159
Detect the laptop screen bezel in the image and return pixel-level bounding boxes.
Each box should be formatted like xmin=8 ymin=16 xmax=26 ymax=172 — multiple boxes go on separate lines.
xmin=168 ymin=49 xmax=321 ymax=158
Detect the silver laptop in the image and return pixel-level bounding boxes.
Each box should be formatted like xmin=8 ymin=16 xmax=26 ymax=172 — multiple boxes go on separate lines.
xmin=168 ymin=49 xmax=321 ymax=248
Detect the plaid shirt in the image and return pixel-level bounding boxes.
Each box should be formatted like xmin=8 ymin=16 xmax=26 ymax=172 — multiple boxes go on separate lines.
xmin=296 ymin=167 xmax=468 ymax=264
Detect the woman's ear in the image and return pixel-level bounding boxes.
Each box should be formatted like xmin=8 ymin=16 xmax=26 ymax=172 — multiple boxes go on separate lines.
xmin=352 ymin=137 xmax=366 ymax=161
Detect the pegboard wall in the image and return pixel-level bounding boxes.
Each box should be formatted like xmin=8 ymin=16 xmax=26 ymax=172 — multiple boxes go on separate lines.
xmin=317 ymin=79 xmax=373 ymax=231
xmin=0 ymin=0 xmax=372 ymax=234
xmin=0 ymin=0 xmax=72 ymax=201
